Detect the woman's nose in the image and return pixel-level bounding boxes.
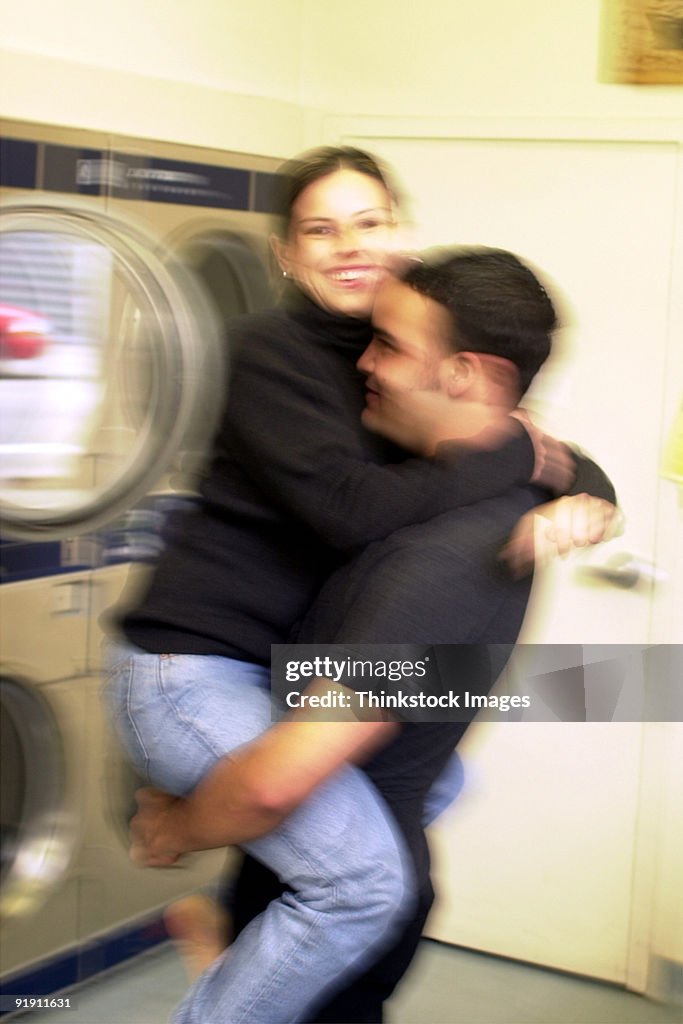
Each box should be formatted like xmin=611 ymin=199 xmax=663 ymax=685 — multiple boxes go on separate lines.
xmin=335 ymin=224 xmax=362 ymax=252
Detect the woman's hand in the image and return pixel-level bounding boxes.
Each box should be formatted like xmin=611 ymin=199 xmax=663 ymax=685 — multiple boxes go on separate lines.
xmin=500 ymin=493 xmax=623 ymax=578
xmin=510 ymin=409 xmax=576 ymax=496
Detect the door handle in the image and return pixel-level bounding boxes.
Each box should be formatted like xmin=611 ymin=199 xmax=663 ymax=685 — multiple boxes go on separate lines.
xmin=575 ymin=552 xmax=668 ymax=589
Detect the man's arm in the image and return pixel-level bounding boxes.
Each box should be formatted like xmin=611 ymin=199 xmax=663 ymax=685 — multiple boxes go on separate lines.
xmin=222 ymin=323 xmax=542 ymax=552
xmin=130 ymin=684 xmax=399 ymax=866
xmin=569 ymin=449 xmax=616 ymax=504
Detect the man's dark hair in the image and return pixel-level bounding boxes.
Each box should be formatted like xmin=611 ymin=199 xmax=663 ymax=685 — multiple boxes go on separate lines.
xmin=403 ymin=247 xmax=557 ymax=397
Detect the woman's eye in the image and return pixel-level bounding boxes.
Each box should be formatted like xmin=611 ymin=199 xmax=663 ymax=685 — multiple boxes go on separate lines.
xmin=358 ymin=217 xmax=392 ymax=232
xmin=303 ymin=225 xmax=334 ymax=237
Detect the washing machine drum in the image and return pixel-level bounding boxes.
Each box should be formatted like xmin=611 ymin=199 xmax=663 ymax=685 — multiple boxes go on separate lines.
xmin=0 ymin=200 xmax=263 ymax=541
xmin=0 ymin=677 xmax=75 ymax=917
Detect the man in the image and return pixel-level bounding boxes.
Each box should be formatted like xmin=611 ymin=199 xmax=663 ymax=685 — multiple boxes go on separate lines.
xmin=130 ymin=247 xmax=617 ymax=1023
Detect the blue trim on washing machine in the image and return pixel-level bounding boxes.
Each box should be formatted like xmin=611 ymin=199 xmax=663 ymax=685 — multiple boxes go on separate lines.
xmin=253 ymin=170 xmax=280 ymax=213
xmin=1 ymin=133 xmax=271 ymax=213
xmin=43 ymin=144 xmax=104 ymax=197
xmin=0 ymin=139 xmax=38 ymax=190
xmin=0 ymin=540 xmax=90 ymax=584
xmin=0 ymin=915 xmax=168 ymax=1016
xmin=0 ymin=496 xmax=199 ymax=584
xmin=42 ymin=145 xmax=252 ymax=208
xmin=109 ymin=152 xmax=250 ymax=209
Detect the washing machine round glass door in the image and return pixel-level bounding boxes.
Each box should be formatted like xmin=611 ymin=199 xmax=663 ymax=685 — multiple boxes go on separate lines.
xmin=0 ymin=676 xmax=72 ymax=918
xmin=0 ymin=199 xmax=257 ymax=540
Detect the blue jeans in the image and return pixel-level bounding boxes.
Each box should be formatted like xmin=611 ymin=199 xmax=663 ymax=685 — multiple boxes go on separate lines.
xmin=102 ymin=644 xmax=416 ymax=1024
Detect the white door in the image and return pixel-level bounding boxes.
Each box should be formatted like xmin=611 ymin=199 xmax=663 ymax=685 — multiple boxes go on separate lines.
xmin=348 ymin=133 xmax=683 ymax=986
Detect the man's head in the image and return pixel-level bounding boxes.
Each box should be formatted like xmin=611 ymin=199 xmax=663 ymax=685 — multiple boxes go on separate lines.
xmin=357 ymin=247 xmax=557 ymax=454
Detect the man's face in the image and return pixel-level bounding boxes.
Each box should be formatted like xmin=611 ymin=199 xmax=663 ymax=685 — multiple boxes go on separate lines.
xmin=357 ymin=277 xmax=454 ymax=453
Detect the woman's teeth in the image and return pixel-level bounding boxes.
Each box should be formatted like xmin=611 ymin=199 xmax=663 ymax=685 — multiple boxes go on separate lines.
xmin=330 ymin=269 xmax=368 ymax=281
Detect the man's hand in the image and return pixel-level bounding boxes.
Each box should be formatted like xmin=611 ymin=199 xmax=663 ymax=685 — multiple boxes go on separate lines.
xmin=127 ymin=681 xmax=399 ymax=864
xmin=130 ymin=788 xmax=185 ymax=868
xmin=500 ymin=493 xmax=623 ymax=578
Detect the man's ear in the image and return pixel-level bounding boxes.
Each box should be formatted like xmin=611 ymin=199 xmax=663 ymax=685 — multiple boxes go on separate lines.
xmin=444 ymin=352 xmax=479 ymax=397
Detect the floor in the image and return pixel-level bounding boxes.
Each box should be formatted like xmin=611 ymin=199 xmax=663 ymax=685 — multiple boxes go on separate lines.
xmin=13 ymin=938 xmax=682 ymax=1024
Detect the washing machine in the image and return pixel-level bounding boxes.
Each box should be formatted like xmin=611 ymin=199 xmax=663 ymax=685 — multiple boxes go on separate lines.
xmin=0 ymin=118 xmax=276 ymax=340
xmin=0 ymin=119 xmax=279 ymax=1004
xmin=0 ymin=569 xmax=235 ymax=1003
xmin=1 ymin=572 xmax=91 ymax=978
xmin=0 ymin=117 xmax=279 ymax=522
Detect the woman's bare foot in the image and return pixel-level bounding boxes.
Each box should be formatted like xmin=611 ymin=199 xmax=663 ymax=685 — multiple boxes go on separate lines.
xmin=164 ymin=895 xmax=230 ymax=981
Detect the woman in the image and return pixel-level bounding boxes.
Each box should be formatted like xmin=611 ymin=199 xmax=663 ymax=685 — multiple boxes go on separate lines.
xmin=105 ymin=147 xmax=615 ymax=1023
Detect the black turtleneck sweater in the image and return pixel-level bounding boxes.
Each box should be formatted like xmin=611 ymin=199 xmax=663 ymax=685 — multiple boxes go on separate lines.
xmin=121 ymin=293 xmax=612 ymax=663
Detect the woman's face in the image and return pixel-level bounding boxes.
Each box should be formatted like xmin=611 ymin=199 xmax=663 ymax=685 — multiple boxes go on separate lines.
xmin=273 ymin=169 xmax=396 ymax=319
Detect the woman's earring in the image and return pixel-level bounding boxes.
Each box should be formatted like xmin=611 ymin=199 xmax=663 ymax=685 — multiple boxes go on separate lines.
xmin=282 ymin=269 xmax=290 ymax=279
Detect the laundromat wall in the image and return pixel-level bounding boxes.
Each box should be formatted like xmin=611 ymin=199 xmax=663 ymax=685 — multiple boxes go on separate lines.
xmin=0 ymin=2 xmax=310 ymax=156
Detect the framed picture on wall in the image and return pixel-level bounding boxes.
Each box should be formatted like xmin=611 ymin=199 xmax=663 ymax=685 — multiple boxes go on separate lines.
xmin=600 ymin=0 xmax=683 ymax=82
